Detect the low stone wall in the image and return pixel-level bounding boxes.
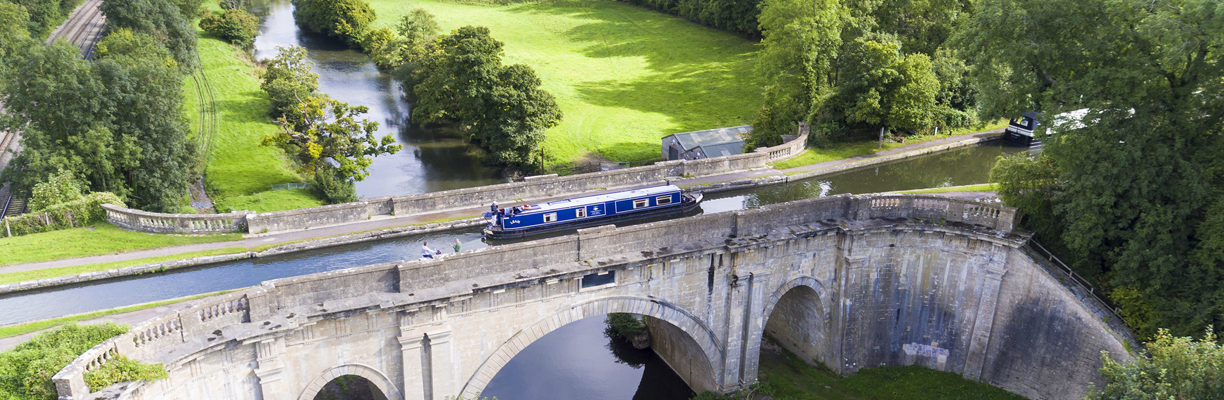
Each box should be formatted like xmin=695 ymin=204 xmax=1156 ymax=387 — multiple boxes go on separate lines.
xmin=105 ymin=126 xmax=809 ymax=235
xmin=102 ymin=204 xmax=248 ymax=234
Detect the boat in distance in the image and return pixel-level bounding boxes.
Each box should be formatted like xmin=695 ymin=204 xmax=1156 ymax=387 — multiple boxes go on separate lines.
xmin=483 ymin=185 xmax=703 ymax=240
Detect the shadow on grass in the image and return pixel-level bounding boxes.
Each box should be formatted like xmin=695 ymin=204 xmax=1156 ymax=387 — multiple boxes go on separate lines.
xmin=499 ymin=1 xmax=763 ymax=134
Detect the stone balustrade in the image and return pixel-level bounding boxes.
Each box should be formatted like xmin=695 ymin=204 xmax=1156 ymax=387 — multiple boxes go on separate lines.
xmin=102 ymin=204 xmax=248 ymax=234
xmin=103 ymin=127 xmax=810 ymax=235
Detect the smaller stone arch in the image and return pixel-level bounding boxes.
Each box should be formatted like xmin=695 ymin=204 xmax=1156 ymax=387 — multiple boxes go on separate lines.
xmin=297 ymin=363 xmax=404 ymax=400
xmin=458 ymin=296 xmax=724 ymax=398
xmin=745 ymin=276 xmax=831 ymax=374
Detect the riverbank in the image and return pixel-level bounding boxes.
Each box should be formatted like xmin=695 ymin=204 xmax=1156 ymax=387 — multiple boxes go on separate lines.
xmin=0 ymin=130 xmax=1007 ymax=294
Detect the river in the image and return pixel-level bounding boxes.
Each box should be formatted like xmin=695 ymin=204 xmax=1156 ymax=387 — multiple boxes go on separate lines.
xmin=4 ymin=1 xmax=1026 ymax=397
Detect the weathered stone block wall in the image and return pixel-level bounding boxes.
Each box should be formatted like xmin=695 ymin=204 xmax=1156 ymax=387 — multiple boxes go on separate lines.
xmin=645 ymin=315 xmax=718 ymax=394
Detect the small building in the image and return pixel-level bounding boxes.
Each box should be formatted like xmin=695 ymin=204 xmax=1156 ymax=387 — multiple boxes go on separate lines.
xmin=661 ymin=125 xmax=751 ymax=161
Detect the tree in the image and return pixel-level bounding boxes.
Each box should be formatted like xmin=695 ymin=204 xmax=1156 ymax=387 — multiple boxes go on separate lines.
xmin=1 ymin=32 xmax=193 ymax=212
xmin=200 ymin=8 xmax=259 ymax=47
xmin=961 ymin=0 xmax=1224 ymax=338
xmin=291 ymin=0 xmax=374 ymax=49
xmin=1090 ymin=328 xmax=1224 ymax=399
xmin=261 ymin=95 xmax=401 ymax=184
xmin=100 ymin=0 xmax=199 ymax=70
xmin=408 ymin=26 xmax=562 ymax=169
xmin=260 ymin=46 xmax=319 ymax=123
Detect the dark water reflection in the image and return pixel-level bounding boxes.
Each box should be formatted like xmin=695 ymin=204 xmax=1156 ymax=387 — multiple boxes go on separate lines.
xmin=483 ymin=317 xmax=694 ymax=400
xmin=247 ymin=0 xmax=504 ymax=198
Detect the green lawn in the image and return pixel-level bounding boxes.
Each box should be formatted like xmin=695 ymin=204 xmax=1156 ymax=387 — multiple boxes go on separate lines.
xmin=183 ymin=33 xmax=324 ymax=213
xmin=0 ymin=224 xmax=242 ymax=267
xmin=367 ymin=0 xmax=764 ymax=165
xmin=755 ymin=337 xmax=1025 ymax=400
xmin=772 ymin=121 xmax=1009 ymax=170
xmin=0 ymin=247 xmax=248 ymax=285
xmin=898 ymin=184 xmax=998 ymax=194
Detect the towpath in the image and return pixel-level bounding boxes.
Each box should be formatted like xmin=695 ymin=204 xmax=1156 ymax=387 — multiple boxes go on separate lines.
xmin=0 ymin=128 xmax=1005 ymax=276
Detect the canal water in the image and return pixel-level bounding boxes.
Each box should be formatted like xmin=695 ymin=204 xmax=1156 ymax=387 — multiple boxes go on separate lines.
xmin=2 ymin=1 xmax=1027 ymax=396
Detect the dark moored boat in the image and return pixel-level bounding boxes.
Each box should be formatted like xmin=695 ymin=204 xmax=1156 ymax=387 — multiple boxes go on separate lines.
xmin=483 ymin=185 xmax=702 ymax=240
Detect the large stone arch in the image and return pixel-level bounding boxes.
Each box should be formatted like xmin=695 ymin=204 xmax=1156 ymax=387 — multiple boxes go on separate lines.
xmin=746 ymin=276 xmax=832 ymax=370
xmin=297 ymin=363 xmax=404 ymax=400
xmin=458 ymin=295 xmax=724 ymax=398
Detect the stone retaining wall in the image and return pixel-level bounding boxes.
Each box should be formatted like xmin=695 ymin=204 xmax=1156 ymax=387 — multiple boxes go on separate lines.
xmin=104 ymin=126 xmax=809 ymax=235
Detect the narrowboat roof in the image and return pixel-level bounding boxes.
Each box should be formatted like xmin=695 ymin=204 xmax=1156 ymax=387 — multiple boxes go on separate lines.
xmin=517 ymin=185 xmax=680 ymax=214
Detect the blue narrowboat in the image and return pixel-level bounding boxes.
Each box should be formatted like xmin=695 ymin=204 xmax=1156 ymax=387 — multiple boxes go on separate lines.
xmin=483 ymin=185 xmax=702 ymax=239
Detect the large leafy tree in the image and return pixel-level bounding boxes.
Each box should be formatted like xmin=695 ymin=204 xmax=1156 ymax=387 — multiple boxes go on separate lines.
xmin=100 ymin=0 xmax=198 ymax=70
xmin=962 ymin=0 xmax=1224 ymax=338
xmin=0 ymin=0 xmax=31 ymax=77
xmin=409 ymin=26 xmax=562 ymax=169
xmin=260 ymin=45 xmax=319 ymax=123
xmin=262 ymin=96 xmax=401 ymax=183
xmin=292 ymin=0 xmax=374 ymax=49
xmin=748 ymin=0 xmax=970 ymax=149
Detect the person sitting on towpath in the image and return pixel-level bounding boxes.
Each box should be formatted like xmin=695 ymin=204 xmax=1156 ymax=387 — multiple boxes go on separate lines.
xmin=422 ymin=242 xmax=438 ymax=259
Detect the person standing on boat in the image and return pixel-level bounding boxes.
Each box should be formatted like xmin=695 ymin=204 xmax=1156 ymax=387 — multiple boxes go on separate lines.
xmin=491 ymin=201 xmax=499 ymax=214
xmin=422 ymin=242 xmax=436 ymax=259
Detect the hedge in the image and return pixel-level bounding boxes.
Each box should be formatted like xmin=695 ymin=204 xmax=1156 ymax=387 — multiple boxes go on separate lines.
xmin=2 ymin=192 xmax=125 ymax=237
xmin=0 ymin=323 xmax=128 ymax=400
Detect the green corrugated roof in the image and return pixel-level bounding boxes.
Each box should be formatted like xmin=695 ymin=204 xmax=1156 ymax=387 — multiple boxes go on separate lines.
xmin=668 ymin=125 xmax=751 ymax=151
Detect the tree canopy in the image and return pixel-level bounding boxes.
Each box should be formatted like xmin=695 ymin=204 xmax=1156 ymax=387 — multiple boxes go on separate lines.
xmin=1090 ymin=328 xmax=1224 ymax=399
xmin=747 ymin=0 xmax=974 ymax=149
xmin=1 ymin=31 xmax=196 ymax=212
xmin=966 ymin=0 xmax=1224 ymax=338
xmin=406 ymin=25 xmax=562 ymax=169
xmin=260 ymin=45 xmax=319 ymax=123
xmin=262 ymin=95 xmax=401 ymax=184
xmin=100 ymin=0 xmax=198 ymax=70
xmin=291 ymin=0 xmax=374 ymax=49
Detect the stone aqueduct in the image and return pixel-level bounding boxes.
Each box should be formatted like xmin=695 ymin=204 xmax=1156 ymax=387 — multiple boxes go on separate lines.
xmin=56 ymin=194 xmax=1132 ymax=400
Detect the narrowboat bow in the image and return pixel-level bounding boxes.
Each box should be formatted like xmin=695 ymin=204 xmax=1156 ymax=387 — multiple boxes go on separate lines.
xmin=483 ymin=185 xmax=702 ymax=239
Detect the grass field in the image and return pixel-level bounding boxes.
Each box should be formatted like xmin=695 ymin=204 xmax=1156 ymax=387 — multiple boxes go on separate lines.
xmin=183 ymin=32 xmax=324 ymax=213
xmin=0 ymin=224 xmax=242 ymax=267
xmin=898 ymin=183 xmax=997 ymax=194
xmin=755 ymin=337 xmax=1025 ymax=400
xmin=772 ymin=121 xmax=1009 ymax=170
xmin=366 ymin=0 xmax=764 ymax=165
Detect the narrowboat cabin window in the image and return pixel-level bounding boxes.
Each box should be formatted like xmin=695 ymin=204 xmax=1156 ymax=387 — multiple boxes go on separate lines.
xmin=634 ymin=199 xmax=648 ymax=208
xmin=544 ymin=213 xmax=557 ymax=222
xmin=657 ymin=195 xmax=672 ymax=205
xmin=576 ymin=208 xmax=586 ymax=218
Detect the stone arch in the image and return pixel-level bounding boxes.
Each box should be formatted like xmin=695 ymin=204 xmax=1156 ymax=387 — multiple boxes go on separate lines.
xmin=297 ymin=363 xmax=404 ymax=400
xmin=458 ymin=295 xmax=724 ymax=398
xmin=746 ymin=276 xmax=831 ymax=370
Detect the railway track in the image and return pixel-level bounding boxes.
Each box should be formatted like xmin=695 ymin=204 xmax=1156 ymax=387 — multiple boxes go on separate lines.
xmin=45 ymin=0 xmax=107 ymax=55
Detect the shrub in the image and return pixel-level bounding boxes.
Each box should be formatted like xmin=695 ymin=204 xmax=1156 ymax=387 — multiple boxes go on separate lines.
xmin=200 ymin=8 xmax=259 ymax=47
xmin=605 ymin=313 xmax=646 ymax=338
xmin=2 ymin=192 xmax=125 ymax=237
xmin=29 ymin=169 xmax=84 ymax=212
xmin=0 ymin=323 xmax=128 ymax=399
xmin=311 ymin=166 xmax=357 ymax=204
xmin=83 ymin=355 xmax=167 ymax=391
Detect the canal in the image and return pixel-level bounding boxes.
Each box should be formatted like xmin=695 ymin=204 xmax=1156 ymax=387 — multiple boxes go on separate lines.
xmin=2 ymin=1 xmax=1027 ymax=396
